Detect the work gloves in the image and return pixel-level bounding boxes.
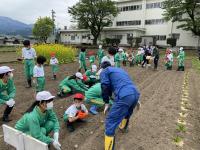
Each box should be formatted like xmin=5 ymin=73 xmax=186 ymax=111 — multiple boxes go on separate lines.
xmin=5 ymin=99 xmax=15 ymax=107
xmin=53 ymin=132 xmax=61 ymax=150
xmin=77 ymin=111 xmax=88 ymax=119
xmin=104 ymin=104 xmax=110 ymax=114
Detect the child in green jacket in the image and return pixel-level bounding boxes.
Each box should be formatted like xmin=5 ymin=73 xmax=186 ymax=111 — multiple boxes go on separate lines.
xmin=0 ymin=66 xmax=16 ymax=122
xmin=79 ymin=48 xmax=87 ymax=72
xmin=15 ymin=91 xmax=61 ymax=150
xmin=85 ymin=83 xmax=113 ymax=115
xmin=84 ymin=65 xmax=98 ymax=87
xmin=58 ymin=72 xmax=88 ymax=97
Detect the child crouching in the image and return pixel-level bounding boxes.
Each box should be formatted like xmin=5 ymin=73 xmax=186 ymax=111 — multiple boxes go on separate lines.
xmin=63 ymin=93 xmax=88 ymax=132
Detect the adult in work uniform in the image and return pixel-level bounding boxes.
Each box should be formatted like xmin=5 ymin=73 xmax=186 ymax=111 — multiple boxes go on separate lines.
xmin=85 ymin=83 xmax=113 ymax=115
xmin=57 ymin=72 xmax=88 ymax=97
xmin=100 ymin=61 xmax=140 ymax=150
xmin=177 ymin=47 xmax=185 ymax=71
xmin=97 ymin=45 xmax=105 ymax=67
xmin=0 ymin=66 xmax=16 ymax=122
xmin=15 ymin=91 xmax=61 ymax=150
xmin=22 ymin=40 xmax=37 ymax=87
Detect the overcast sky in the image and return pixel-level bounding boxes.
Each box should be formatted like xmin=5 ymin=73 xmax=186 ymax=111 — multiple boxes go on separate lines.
xmin=0 ymin=0 xmax=79 ymax=28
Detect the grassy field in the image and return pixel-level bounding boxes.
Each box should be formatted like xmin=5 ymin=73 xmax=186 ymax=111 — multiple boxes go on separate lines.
xmin=0 ymin=46 xmax=19 ymax=52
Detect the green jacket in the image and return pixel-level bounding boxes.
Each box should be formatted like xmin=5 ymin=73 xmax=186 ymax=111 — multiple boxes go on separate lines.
xmin=85 ymin=83 xmax=102 ymax=100
xmin=15 ymin=106 xmax=60 ymax=144
xmin=59 ymin=77 xmax=87 ymax=93
xmin=0 ymin=78 xmax=16 ymax=105
xmin=153 ymin=48 xmax=159 ymax=57
xmin=178 ymin=51 xmax=185 ymax=60
xmin=97 ymin=49 xmax=104 ymax=62
xmin=114 ymin=53 xmax=123 ymax=62
xmin=89 ymin=55 xmax=95 ymax=63
xmin=85 ymin=70 xmax=97 ymax=82
xmin=122 ymin=52 xmax=127 ymax=61
xmin=79 ymin=51 xmax=86 ymax=62
xmin=77 ymin=79 xmax=88 ymax=91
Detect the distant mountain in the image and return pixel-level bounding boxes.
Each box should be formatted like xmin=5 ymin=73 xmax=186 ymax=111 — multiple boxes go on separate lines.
xmin=0 ymin=16 xmax=33 ymax=36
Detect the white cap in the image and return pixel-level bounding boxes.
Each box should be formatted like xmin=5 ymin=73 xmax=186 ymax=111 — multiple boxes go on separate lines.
xmin=36 ymin=91 xmax=55 ymax=101
xmin=99 ymin=45 xmax=102 ymax=49
xmin=75 ymin=72 xmax=83 ymax=79
xmin=180 ymin=47 xmax=183 ymax=51
xmin=118 ymin=48 xmax=123 ymax=52
xmin=0 ymin=66 xmax=14 ymax=74
xmin=91 ymin=65 xmax=97 ymax=72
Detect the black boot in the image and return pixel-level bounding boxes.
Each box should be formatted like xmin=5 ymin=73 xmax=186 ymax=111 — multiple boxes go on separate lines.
xmin=177 ymin=66 xmax=180 ymax=71
xmin=54 ymin=75 xmax=56 ymax=80
xmin=182 ymin=66 xmax=185 ymax=71
xmin=3 ymin=106 xmax=14 ymax=122
xmin=26 ymin=79 xmax=32 ymax=88
xmin=67 ymin=121 xmax=75 ymax=132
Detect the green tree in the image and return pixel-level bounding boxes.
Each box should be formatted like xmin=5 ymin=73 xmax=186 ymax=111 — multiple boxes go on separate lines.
xmin=68 ymin=0 xmax=118 ymax=45
xmin=32 ymin=17 xmax=54 ymax=43
xmin=163 ymin=0 xmax=200 ymax=37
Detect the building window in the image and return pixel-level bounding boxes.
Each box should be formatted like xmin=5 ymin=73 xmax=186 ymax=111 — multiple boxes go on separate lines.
xmin=156 ymin=35 xmax=166 ymax=41
xmin=146 ymin=2 xmax=164 ymax=9
xmin=145 ymin=19 xmax=165 ymax=25
xmin=111 ymin=35 xmax=123 ymax=40
xmin=170 ymin=33 xmax=180 ymax=40
xmin=116 ymin=20 xmax=141 ymax=26
xmin=118 ymin=4 xmax=142 ymax=12
xmin=71 ymin=36 xmax=75 ymax=40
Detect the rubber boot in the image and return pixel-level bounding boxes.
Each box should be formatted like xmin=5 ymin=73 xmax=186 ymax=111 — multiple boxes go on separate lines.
xmin=66 ymin=121 xmax=75 ymax=132
xmin=182 ymin=66 xmax=185 ymax=71
xmin=119 ymin=119 xmax=129 ymax=132
xmin=105 ymin=135 xmax=115 ymax=150
xmin=2 ymin=106 xmax=13 ymax=122
xmin=26 ymin=79 xmax=32 ymax=88
xmin=177 ymin=66 xmax=180 ymax=71
xmin=54 ymin=75 xmax=57 ymax=80
xmin=89 ymin=105 xmax=98 ymax=115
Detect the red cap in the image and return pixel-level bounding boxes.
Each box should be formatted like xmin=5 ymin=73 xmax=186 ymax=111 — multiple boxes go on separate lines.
xmin=74 ymin=93 xmax=84 ymax=100
xmin=83 ymin=74 xmax=88 ymax=81
xmin=50 ymin=52 xmax=56 ymax=57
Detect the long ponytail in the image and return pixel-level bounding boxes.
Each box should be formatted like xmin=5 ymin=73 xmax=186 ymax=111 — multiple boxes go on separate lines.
xmin=25 ymin=101 xmax=40 ymax=113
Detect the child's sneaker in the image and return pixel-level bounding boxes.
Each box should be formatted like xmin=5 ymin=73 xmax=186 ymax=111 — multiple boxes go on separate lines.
xmin=89 ymin=105 xmax=98 ymax=115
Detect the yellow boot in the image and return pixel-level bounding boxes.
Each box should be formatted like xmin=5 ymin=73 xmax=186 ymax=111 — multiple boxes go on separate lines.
xmin=119 ymin=119 xmax=128 ymax=130
xmin=105 ymin=135 xmax=115 ymax=150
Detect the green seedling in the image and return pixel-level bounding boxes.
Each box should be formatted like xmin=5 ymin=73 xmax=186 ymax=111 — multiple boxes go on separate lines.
xmin=173 ymin=136 xmax=183 ymax=143
xmin=176 ymin=123 xmax=186 ymax=132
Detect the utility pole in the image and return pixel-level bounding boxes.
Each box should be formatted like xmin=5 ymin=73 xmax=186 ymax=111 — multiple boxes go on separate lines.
xmin=51 ymin=9 xmax=56 ymax=35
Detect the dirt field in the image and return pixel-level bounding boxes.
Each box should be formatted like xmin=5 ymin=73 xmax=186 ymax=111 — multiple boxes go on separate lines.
xmin=0 ymin=53 xmax=200 ymax=150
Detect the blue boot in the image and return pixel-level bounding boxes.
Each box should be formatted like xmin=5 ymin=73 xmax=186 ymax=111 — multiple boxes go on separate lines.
xmin=89 ymin=105 xmax=98 ymax=115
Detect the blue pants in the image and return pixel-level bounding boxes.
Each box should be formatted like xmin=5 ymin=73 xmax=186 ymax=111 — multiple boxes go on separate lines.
xmin=105 ymin=93 xmax=140 ymax=136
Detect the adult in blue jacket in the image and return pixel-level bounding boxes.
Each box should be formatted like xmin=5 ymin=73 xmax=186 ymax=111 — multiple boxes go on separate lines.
xmin=100 ymin=61 xmax=140 ymax=150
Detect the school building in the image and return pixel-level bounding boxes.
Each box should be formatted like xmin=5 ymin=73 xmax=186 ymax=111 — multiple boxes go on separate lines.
xmin=59 ymin=0 xmax=198 ymax=47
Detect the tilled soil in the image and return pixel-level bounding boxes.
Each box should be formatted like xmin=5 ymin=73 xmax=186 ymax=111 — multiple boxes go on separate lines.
xmin=0 ymin=58 xmax=200 ymax=150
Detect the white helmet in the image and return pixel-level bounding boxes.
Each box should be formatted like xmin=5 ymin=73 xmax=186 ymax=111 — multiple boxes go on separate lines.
xmin=118 ymin=48 xmax=123 ymax=52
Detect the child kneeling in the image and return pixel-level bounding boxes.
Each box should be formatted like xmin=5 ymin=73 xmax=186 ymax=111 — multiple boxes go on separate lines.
xmin=63 ymin=93 xmax=88 ymax=132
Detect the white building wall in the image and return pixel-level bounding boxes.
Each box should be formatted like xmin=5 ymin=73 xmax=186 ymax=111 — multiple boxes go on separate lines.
xmin=114 ymin=0 xmax=198 ymax=47
xmin=60 ymin=0 xmax=197 ymax=47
